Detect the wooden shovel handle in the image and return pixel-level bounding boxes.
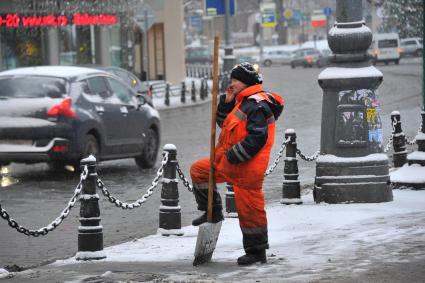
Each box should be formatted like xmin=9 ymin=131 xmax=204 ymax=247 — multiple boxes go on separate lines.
xmin=208 ymin=36 xmax=220 ymax=223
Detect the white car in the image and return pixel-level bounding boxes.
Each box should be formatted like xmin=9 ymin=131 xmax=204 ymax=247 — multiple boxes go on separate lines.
xmin=369 ymin=33 xmax=401 ymax=65
xmin=261 ymin=50 xmax=293 ymax=67
xmin=400 ymin=37 xmax=423 ymax=57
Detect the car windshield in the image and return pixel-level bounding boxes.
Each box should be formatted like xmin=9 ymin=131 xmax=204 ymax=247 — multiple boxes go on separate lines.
xmin=378 ymin=39 xmax=398 ymax=48
xmin=0 ymin=76 xmax=67 ymax=98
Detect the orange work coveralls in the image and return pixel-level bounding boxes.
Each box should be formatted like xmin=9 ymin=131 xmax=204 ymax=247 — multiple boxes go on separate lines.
xmin=191 ymin=84 xmax=284 ymax=253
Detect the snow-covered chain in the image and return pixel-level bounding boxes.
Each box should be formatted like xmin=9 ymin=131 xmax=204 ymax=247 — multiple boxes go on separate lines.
xmin=0 ymin=165 xmax=88 ymax=237
xmin=405 ymin=120 xmax=423 ymax=146
xmin=296 ymin=148 xmax=320 ymax=162
xmin=264 ymin=136 xmax=291 ymax=176
xmin=97 ymin=152 xmax=168 ymax=209
xmin=383 ymin=118 xmax=397 ymax=153
xmin=176 ymin=162 xmax=193 ymax=192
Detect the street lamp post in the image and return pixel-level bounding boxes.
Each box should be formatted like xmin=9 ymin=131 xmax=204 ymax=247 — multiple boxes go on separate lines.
xmin=314 ymin=0 xmax=393 ymax=204
xmin=223 ymin=0 xmax=236 ymax=73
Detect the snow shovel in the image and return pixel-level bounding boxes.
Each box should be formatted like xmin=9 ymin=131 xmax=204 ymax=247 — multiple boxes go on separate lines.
xmin=193 ymin=35 xmax=222 ymax=266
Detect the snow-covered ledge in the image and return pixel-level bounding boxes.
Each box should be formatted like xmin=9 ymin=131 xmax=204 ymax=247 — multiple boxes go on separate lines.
xmin=318 ymin=66 xmax=383 ymax=80
xmin=317 ymin=153 xmax=388 ymax=164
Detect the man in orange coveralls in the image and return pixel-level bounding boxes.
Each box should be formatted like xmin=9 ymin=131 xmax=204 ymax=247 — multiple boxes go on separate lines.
xmin=190 ymin=62 xmax=284 ymax=265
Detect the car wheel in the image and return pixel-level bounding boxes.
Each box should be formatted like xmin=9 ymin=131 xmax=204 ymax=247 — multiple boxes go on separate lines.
xmin=415 ymin=49 xmax=422 ymax=57
xmin=135 ymin=128 xmax=159 ymax=169
xmin=385 ymin=61 xmax=389 ymax=65
xmin=263 ymin=60 xmax=272 ymax=67
xmin=291 ymin=63 xmax=295 ymax=69
xmin=395 ymin=59 xmax=399 ymax=65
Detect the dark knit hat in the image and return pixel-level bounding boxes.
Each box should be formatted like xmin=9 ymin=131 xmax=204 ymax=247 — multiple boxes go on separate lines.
xmin=230 ymin=62 xmax=263 ymax=86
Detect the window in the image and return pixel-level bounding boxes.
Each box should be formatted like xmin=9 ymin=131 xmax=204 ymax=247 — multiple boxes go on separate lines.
xmin=402 ymin=40 xmax=416 ymax=46
xmin=378 ymin=39 xmax=398 ymax=48
xmin=0 ymin=76 xmax=67 ymax=98
xmin=79 ymin=79 xmax=103 ymax=103
xmin=87 ymin=77 xmax=110 ymax=98
xmin=106 ymin=77 xmax=134 ymax=104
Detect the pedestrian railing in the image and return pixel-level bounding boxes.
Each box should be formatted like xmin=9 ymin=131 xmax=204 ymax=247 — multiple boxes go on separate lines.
xmin=149 ymin=72 xmax=230 ymax=107
xmin=0 ymin=110 xmax=424 ymax=261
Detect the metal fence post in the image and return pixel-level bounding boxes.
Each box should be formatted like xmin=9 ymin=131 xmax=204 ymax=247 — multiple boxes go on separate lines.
xmin=191 ymin=80 xmax=196 ymax=102
xmin=418 ymin=111 xmax=425 ymax=152
xmin=165 ymin=83 xmax=170 ymax=106
xmin=281 ymin=129 xmax=302 ymax=205
xmin=181 ymin=81 xmax=186 ymax=104
xmin=76 ymin=155 xmax=106 ymax=260
xmin=225 ymin=182 xmax=238 ymax=218
xmin=391 ymin=111 xmax=407 ymax=167
xmin=203 ymin=77 xmax=209 ymax=98
xmin=200 ymin=78 xmax=205 ymax=100
xmin=158 ymin=144 xmax=183 ymax=236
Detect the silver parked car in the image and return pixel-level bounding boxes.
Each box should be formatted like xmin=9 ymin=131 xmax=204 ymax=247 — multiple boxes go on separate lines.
xmin=400 ymin=37 xmax=423 ymax=57
xmin=261 ymin=50 xmax=293 ymax=67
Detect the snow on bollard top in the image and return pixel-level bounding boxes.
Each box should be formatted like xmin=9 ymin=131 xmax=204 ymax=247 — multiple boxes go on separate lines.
xmin=285 ymin=128 xmax=295 ymax=134
xmin=163 ymin=144 xmax=176 ymax=151
xmin=391 ymin=110 xmax=400 ymax=116
xmin=415 ymin=132 xmax=425 ymax=141
xmin=81 ymin=155 xmax=96 ymax=163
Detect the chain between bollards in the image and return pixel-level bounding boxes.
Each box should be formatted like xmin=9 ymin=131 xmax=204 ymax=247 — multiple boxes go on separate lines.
xmin=96 ymin=152 xmax=168 ymax=209
xmin=296 ymin=148 xmax=320 ymax=161
xmin=0 ymin=166 xmax=88 ymax=237
xmin=264 ymin=136 xmax=291 ymax=176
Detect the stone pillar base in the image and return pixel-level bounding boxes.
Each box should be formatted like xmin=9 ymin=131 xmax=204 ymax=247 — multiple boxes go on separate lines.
xmin=314 ymin=154 xmax=393 ymax=204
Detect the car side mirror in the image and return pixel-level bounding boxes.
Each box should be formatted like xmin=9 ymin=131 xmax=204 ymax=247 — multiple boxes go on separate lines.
xmin=136 ymin=93 xmax=146 ymax=108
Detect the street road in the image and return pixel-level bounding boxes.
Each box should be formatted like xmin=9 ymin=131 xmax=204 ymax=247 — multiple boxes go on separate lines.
xmin=0 ymin=57 xmax=422 ymax=269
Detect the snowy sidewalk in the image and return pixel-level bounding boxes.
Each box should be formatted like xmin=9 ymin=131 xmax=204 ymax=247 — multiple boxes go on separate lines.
xmin=3 ymin=189 xmax=425 ymax=282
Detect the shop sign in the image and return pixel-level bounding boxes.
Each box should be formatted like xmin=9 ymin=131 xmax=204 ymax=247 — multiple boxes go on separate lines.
xmin=260 ymin=2 xmax=276 ymax=28
xmin=0 ymin=13 xmax=118 ymax=27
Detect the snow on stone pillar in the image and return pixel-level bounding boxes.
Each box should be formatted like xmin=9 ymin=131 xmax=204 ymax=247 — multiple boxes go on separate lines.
xmin=158 ymin=144 xmax=184 ymax=236
xmin=76 ymin=155 xmax=106 ymax=260
xmin=390 ymin=111 xmax=425 ymax=190
xmin=391 ymin=111 xmax=407 ymax=167
xmin=314 ymin=0 xmax=393 ymax=203
xmin=281 ymin=129 xmax=302 ymax=205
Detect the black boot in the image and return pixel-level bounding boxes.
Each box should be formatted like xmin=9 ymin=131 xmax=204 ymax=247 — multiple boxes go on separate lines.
xmin=237 ymin=250 xmax=267 ymax=265
xmin=192 ymin=211 xmax=224 ymax=226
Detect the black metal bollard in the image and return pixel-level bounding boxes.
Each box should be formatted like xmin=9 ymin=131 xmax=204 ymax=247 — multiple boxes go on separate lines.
xmin=203 ymin=77 xmax=209 ymax=98
xmin=200 ymin=79 xmax=205 ymax=100
xmin=158 ymin=144 xmax=183 ymax=236
xmin=165 ymin=83 xmax=170 ymax=106
xmin=76 ymin=155 xmax=106 ymax=260
xmin=181 ymin=81 xmax=186 ymax=104
xmin=281 ymin=129 xmax=302 ymax=205
xmin=391 ymin=111 xmax=407 ymax=167
xmin=225 ymin=183 xmax=238 ymax=218
xmin=418 ymin=111 xmax=425 ymax=152
xmin=191 ymin=80 xmax=196 ymax=102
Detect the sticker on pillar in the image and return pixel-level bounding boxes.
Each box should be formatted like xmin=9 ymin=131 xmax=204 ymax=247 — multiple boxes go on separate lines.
xmin=335 ymin=104 xmax=368 ymax=147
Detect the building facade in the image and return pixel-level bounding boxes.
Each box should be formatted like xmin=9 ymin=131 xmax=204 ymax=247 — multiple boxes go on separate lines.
xmin=0 ymin=0 xmax=185 ymax=84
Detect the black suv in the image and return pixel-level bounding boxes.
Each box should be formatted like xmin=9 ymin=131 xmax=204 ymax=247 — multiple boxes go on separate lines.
xmin=0 ymin=66 xmax=160 ymax=170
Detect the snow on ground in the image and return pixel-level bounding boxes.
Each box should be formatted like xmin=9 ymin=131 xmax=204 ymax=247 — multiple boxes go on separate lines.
xmin=0 ymin=268 xmax=9 ymax=279
xmin=390 ymin=163 xmax=425 ymax=184
xmin=53 ymin=189 xmax=425 ymax=281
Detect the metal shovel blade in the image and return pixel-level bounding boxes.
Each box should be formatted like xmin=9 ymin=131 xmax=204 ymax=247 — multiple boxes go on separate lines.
xmin=193 ymin=221 xmax=222 ymax=266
